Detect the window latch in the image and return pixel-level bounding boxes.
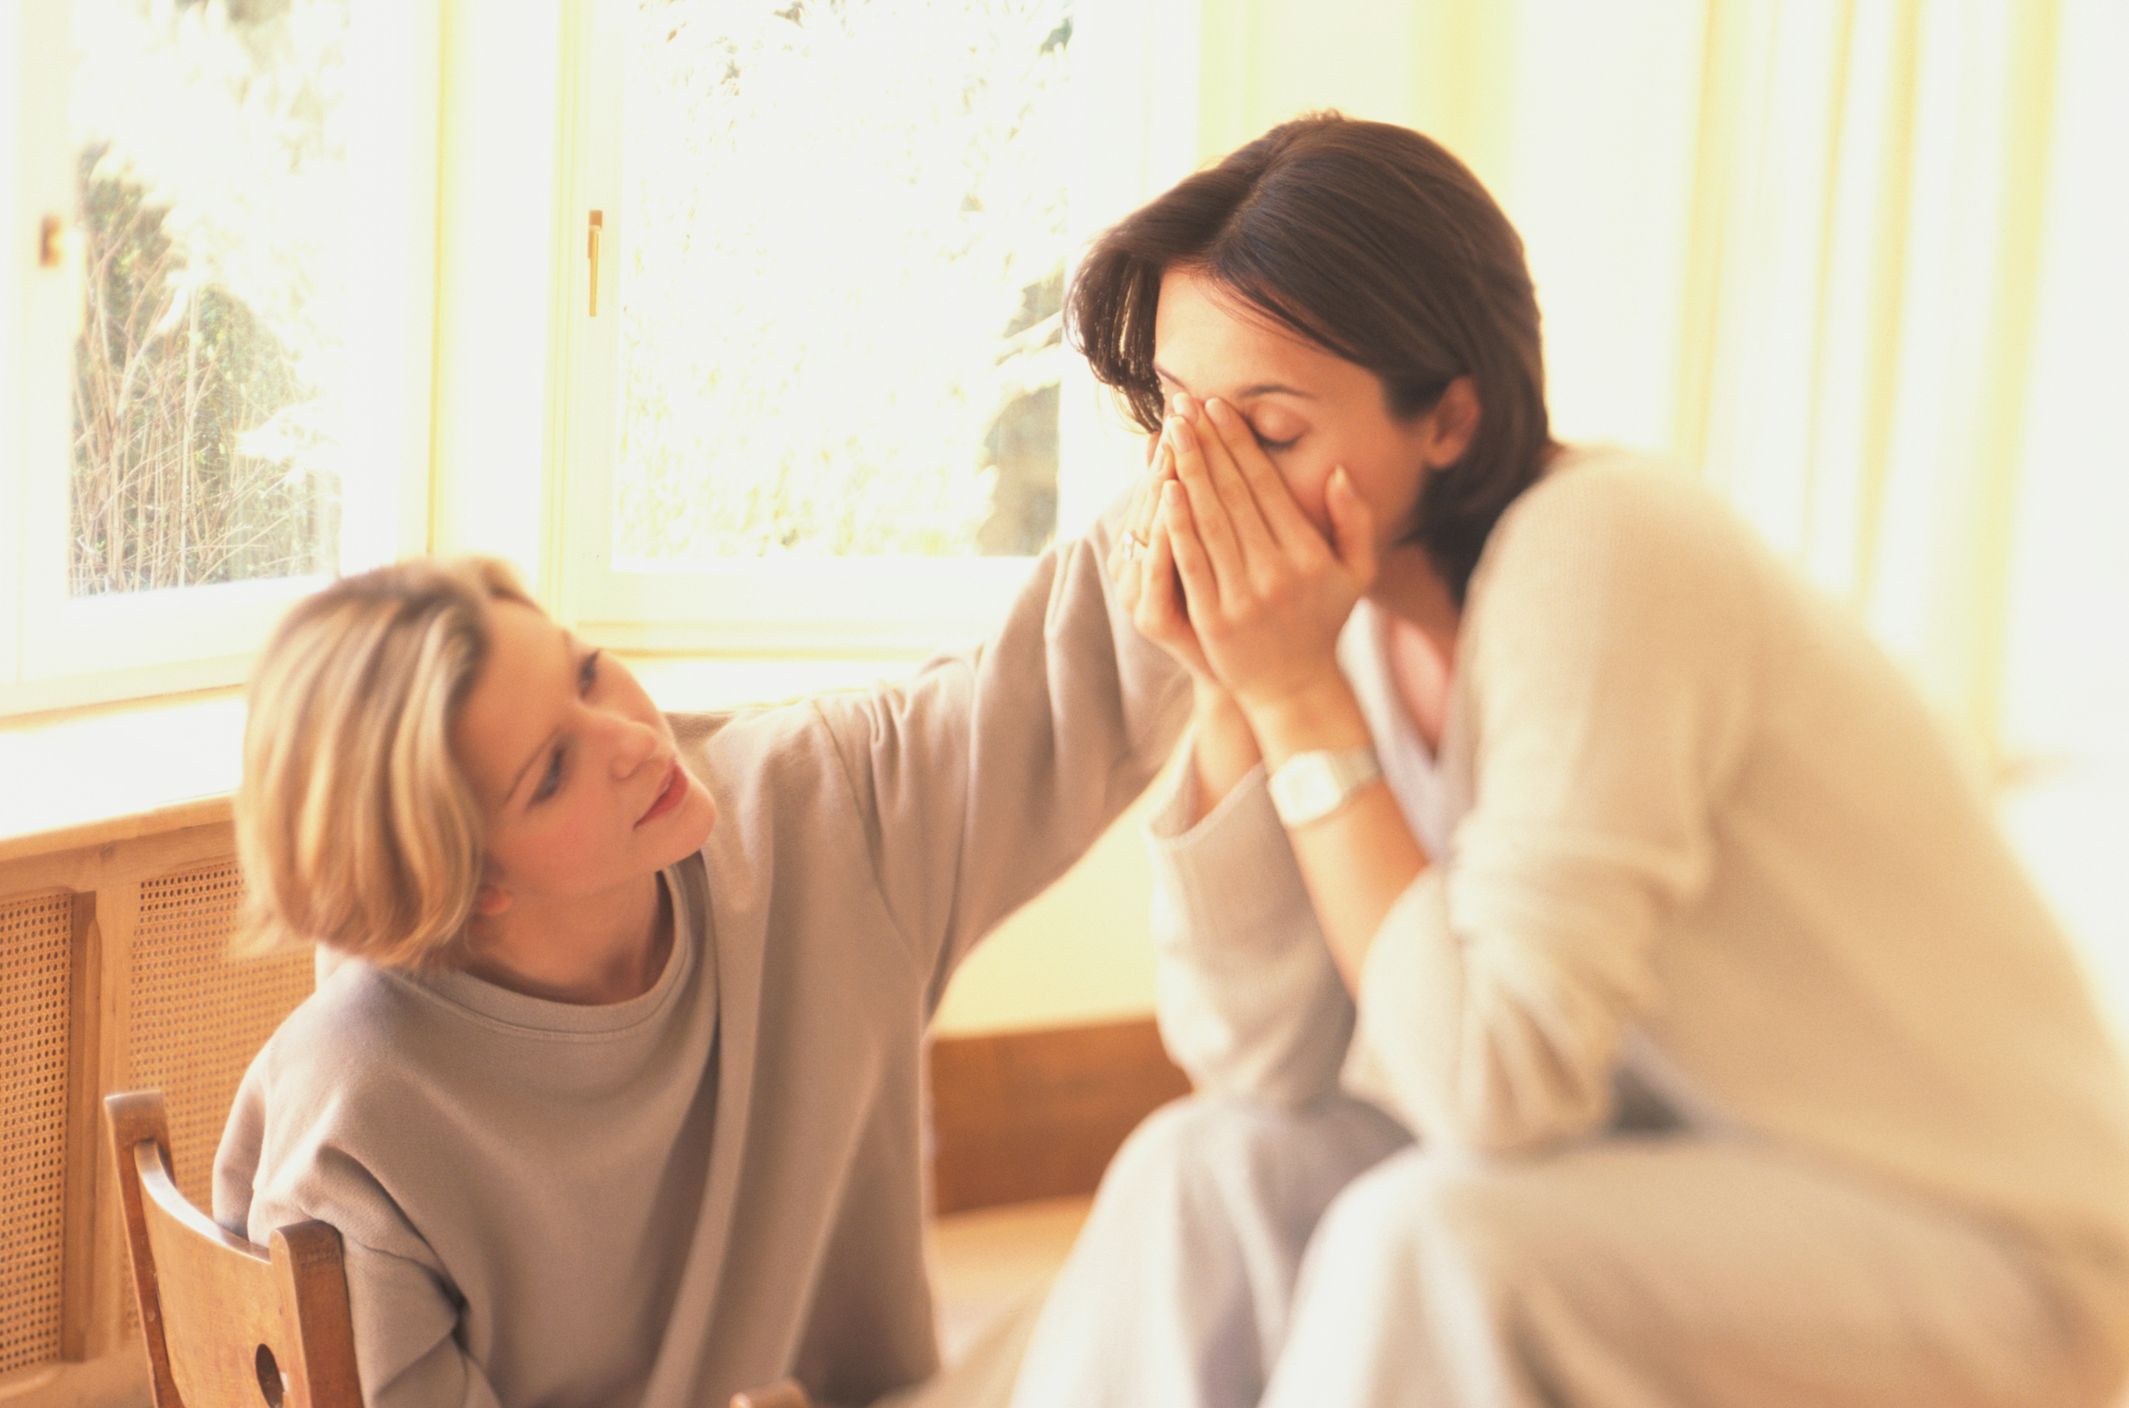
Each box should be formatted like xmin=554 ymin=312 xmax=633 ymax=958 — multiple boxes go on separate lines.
xmin=38 ymin=215 xmax=69 ymax=270
xmin=587 ymin=210 xmax=603 ymax=317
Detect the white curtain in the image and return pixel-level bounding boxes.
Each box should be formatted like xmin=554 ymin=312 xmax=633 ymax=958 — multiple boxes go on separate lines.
xmin=1679 ymin=0 xmax=2129 ymax=777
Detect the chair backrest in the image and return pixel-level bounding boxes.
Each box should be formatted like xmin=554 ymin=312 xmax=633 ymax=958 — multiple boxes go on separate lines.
xmin=103 ymin=1091 xmax=362 ymax=1408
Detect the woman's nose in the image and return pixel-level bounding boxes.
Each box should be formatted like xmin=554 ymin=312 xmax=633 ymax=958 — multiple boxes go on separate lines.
xmin=603 ymin=712 xmax=663 ymax=776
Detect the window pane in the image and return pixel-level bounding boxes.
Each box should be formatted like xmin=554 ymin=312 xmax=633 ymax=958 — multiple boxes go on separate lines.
xmin=68 ymin=0 xmax=352 ymax=596
xmin=614 ymin=0 xmax=1073 ymax=564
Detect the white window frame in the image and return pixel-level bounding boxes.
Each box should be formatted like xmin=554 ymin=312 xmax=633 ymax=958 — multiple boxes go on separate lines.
xmin=1 ymin=1 xmax=439 ymax=717
xmin=547 ymin=0 xmax=1201 ymax=656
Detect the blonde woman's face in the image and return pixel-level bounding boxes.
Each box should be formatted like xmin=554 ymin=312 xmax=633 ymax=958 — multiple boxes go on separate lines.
xmin=452 ymin=599 xmax=715 ymax=908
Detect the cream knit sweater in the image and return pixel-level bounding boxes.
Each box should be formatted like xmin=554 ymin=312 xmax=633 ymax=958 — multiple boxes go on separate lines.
xmin=1150 ymin=448 xmax=2129 ymax=1322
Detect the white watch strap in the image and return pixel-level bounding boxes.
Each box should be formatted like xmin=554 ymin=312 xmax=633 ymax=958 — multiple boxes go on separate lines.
xmin=1266 ymin=745 xmax=1383 ymax=827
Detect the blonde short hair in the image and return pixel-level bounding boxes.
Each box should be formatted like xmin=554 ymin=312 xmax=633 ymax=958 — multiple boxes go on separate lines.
xmin=233 ymin=556 xmax=530 ymax=969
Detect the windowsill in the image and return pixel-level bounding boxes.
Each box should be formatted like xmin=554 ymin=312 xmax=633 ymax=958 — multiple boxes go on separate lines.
xmin=0 ymin=686 xmax=249 ymax=864
xmin=0 ymin=651 xmax=926 ymax=865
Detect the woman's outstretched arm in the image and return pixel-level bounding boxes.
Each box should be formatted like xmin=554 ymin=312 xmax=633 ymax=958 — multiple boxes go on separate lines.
xmin=812 ymin=470 xmax=1194 ymax=1013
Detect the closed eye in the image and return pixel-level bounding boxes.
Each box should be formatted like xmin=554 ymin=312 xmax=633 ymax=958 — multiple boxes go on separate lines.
xmin=1254 ymin=431 xmax=1300 ymax=453
xmin=529 ymin=650 xmax=603 ymax=806
xmin=531 ymin=745 xmax=566 ymax=804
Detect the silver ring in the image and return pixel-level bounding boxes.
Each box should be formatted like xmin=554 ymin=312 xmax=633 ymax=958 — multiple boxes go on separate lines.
xmin=1119 ymin=531 xmax=1147 ymax=563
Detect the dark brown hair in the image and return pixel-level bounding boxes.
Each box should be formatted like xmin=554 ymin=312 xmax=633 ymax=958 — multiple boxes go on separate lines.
xmin=1067 ymin=113 xmax=1551 ymax=602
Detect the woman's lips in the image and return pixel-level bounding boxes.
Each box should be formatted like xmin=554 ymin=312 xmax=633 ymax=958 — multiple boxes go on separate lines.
xmin=636 ymin=762 xmax=686 ymax=827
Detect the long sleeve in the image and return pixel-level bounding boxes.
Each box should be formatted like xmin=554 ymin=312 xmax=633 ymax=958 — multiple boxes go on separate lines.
xmin=329 ymin=1242 xmax=506 ymax=1408
xmin=1345 ymin=464 xmax=1760 ymax=1156
xmin=816 ymin=497 xmax=1193 ymax=1011
xmin=215 ymin=1066 xmax=506 ymax=1408
xmin=1145 ymin=756 xmax=1357 ymax=1108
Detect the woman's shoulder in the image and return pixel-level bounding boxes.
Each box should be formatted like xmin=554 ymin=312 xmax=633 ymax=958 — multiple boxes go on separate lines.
xmin=222 ymin=962 xmax=459 ymax=1258
xmin=1495 ymin=446 xmax=1755 ymax=559
xmin=248 ymin=958 xmax=446 ymax=1109
xmin=1451 ymin=446 xmax=1789 ymax=709
xmin=1472 ymin=446 xmax=1774 ymax=616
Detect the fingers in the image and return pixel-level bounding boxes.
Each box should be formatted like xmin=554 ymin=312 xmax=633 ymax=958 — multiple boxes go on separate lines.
xmin=1136 ymin=434 xmax=1174 ymax=544
xmin=1117 ymin=474 xmax=1213 ymax=680
xmin=1105 ymin=482 xmax=1146 ymax=591
xmin=1162 ymin=480 xmax=1220 ymax=630
xmin=1174 ymin=401 xmax=1283 ymax=587
xmin=1107 ymin=434 xmax=1174 ymax=590
xmin=1166 ymin=409 xmax=1254 ymax=605
xmin=1135 ymin=492 xmax=1188 ymax=647
xmin=1200 ymin=398 xmax=1319 ymax=554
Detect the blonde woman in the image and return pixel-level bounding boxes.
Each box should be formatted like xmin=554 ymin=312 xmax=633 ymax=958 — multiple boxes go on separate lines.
xmin=212 ymin=489 xmax=1189 ymax=1407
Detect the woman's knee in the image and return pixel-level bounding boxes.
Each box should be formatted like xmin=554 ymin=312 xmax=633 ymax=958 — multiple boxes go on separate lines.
xmin=1098 ymin=1092 xmax=1408 ymax=1230
xmin=1103 ymin=1093 xmax=1330 ymax=1198
xmin=1309 ymin=1149 xmax=1552 ymax=1304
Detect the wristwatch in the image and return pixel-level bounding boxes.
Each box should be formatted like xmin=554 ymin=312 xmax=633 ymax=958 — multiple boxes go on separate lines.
xmin=1266 ymin=745 xmax=1383 ymax=827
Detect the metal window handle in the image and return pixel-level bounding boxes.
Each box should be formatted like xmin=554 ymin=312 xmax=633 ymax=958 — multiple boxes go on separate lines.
xmin=39 ymin=214 xmax=69 ymax=269
xmin=587 ymin=210 xmax=603 ymax=317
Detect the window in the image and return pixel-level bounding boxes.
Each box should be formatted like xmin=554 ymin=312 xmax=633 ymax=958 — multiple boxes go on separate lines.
xmin=555 ymin=0 xmax=1196 ymax=653
xmin=2 ymin=0 xmax=436 ymax=715
xmin=4 ymin=0 xmax=1192 ymax=716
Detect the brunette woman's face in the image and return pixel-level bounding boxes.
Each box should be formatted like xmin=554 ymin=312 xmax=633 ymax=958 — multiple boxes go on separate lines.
xmin=452 ymin=599 xmax=715 ymax=911
xmin=1151 ymin=265 xmax=1459 ymax=550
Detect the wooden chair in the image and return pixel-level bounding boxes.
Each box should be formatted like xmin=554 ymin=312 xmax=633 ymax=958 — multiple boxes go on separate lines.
xmin=104 ymin=1090 xmax=361 ymax=1408
xmin=105 ymin=1090 xmax=814 ymax=1408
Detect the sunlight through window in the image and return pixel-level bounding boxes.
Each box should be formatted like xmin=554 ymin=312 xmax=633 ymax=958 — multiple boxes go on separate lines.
xmin=611 ymin=0 xmax=1075 ymax=566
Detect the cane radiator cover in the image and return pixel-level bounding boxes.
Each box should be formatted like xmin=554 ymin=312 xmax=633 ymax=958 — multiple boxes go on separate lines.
xmin=126 ymin=863 xmax=309 ymax=1198
xmin=1 ymin=890 xmax=73 ymax=1377
xmin=120 ymin=861 xmax=313 ymax=1330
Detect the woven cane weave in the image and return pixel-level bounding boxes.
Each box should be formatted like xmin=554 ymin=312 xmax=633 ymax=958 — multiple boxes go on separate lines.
xmin=0 ymin=889 xmax=75 ymax=1376
xmin=121 ymin=861 xmax=312 ymax=1333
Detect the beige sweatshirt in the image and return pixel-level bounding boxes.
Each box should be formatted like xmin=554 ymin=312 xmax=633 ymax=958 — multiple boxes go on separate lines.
xmin=1150 ymin=448 xmax=2129 ymax=1313
xmin=213 ymin=508 xmax=1191 ymax=1408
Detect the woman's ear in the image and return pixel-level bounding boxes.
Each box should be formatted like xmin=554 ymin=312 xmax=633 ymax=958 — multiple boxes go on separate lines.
xmin=473 ymin=881 xmax=512 ymax=919
xmin=1421 ymin=376 xmax=1482 ymax=468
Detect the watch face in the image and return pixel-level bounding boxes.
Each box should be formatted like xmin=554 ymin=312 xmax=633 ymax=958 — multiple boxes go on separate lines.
xmin=1270 ymin=747 xmax=1380 ymax=826
xmin=1291 ymin=770 xmax=1340 ymax=813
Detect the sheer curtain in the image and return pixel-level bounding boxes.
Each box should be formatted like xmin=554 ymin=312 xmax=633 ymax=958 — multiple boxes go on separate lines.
xmin=1670 ymin=0 xmax=2129 ymax=1014
xmin=1678 ymin=0 xmax=2127 ymax=773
